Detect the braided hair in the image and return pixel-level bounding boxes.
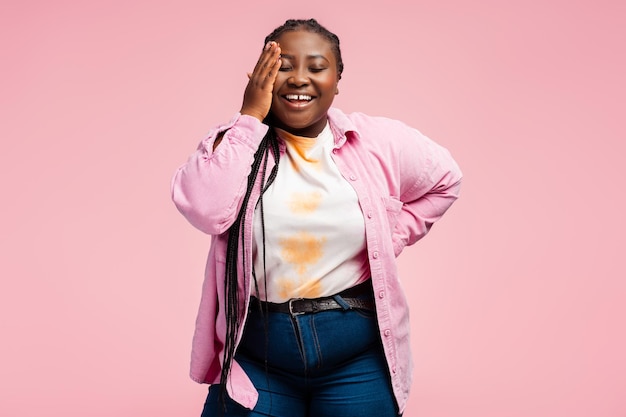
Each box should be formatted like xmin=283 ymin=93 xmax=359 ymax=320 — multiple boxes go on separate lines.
xmin=219 ymin=127 xmax=279 ymax=402
xmin=219 ymin=18 xmax=344 ymax=403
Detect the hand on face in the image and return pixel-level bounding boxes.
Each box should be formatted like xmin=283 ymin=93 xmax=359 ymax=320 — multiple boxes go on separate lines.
xmin=241 ymin=31 xmax=340 ymax=137
xmin=240 ymin=41 xmax=282 ymax=122
xmin=268 ymin=31 xmax=339 ymax=138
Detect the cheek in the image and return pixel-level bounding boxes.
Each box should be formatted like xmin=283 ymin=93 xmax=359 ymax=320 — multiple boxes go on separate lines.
xmin=319 ymin=76 xmax=338 ymax=96
xmin=322 ymin=82 xmax=338 ymax=100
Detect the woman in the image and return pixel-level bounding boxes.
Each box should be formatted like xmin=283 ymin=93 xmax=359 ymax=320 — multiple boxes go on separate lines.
xmin=172 ymin=18 xmax=462 ymax=417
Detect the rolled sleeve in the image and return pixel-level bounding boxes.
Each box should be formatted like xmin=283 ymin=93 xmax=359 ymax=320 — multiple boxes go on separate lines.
xmin=171 ymin=114 xmax=269 ymax=235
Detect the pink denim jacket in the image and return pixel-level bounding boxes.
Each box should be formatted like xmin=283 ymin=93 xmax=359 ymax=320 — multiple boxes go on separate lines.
xmin=171 ymin=108 xmax=462 ymax=413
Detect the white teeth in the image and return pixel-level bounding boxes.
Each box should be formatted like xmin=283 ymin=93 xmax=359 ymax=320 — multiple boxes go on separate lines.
xmin=285 ymin=94 xmax=312 ymax=101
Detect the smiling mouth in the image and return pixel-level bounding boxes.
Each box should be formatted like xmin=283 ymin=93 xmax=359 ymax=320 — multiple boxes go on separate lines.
xmin=283 ymin=94 xmax=314 ymax=103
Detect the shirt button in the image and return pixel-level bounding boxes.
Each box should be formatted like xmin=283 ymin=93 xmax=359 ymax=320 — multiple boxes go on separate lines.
xmin=349 ymin=174 xmax=357 ymax=181
xmin=372 ymin=251 xmax=379 ymax=259
xmin=392 ymin=366 xmax=397 ymax=373
xmin=379 ymin=291 xmax=385 ymax=299
xmin=384 ymin=329 xmax=391 ymax=337
xmin=367 ymin=212 xmax=373 ymax=218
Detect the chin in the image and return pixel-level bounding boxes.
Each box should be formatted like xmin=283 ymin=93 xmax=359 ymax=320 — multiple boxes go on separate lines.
xmin=274 ymin=115 xmax=313 ymax=130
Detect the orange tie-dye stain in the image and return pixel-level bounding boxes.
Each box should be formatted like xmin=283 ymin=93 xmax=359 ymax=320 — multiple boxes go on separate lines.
xmin=288 ymin=191 xmax=322 ymax=214
xmin=276 ymin=276 xmax=323 ymax=299
xmin=286 ymin=142 xmax=319 ymax=172
xmin=276 ymin=278 xmax=296 ymax=300
xmin=277 ymin=128 xmax=320 ymax=172
xmin=279 ymin=231 xmax=326 ymax=276
xmin=297 ymin=279 xmax=322 ymax=298
xmin=290 ymin=141 xmax=317 ymax=163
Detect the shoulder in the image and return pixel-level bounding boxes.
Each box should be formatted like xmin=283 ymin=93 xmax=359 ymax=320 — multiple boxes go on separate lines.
xmin=329 ymin=107 xmax=412 ymax=133
xmin=329 ymin=108 xmax=432 ymax=152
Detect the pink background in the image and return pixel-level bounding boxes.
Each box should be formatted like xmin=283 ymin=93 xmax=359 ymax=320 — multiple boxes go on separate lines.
xmin=1 ymin=1 xmax=625 ymax=416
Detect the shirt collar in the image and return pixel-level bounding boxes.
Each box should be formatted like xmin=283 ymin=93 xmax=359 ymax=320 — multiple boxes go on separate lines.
xmin=273 ymin=108 xmax=360 ymax=152
xmin=328 ymin=107 xmax=361 ymax=147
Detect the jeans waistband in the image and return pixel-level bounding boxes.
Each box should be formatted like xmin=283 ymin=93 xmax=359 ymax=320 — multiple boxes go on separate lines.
xmin=251 ymin=279 xmax=374 ymax=316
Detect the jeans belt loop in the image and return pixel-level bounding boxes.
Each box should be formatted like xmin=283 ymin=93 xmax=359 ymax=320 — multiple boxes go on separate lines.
xmin=332 ymin=294 xmax=352 ymax=310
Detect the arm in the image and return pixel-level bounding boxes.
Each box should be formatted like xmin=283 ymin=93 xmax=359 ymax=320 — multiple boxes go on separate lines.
xmin=171 ymin=41 xmax=282 ymax=235
xmin=392 ymin=128 xmax=462 ymax=256
xmin=171 ymin=115 xmax=269 ymax=235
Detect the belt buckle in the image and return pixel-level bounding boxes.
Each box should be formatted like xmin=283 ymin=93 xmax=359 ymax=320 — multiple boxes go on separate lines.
xmin=288 ymin=298 xmax=305 ymax=316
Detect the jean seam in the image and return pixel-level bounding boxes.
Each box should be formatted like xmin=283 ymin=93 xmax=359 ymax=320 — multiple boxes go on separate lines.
xmin=311 ymin=315 xmax=323 ymax=369
xmin=290 ymin=315 xmax=307 ymax=374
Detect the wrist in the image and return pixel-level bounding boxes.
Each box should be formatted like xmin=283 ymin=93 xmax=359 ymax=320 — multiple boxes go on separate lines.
xmin=240 ymin=107 xmax=266 ymax=123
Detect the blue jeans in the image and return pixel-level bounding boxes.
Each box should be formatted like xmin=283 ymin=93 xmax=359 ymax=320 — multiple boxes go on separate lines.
xmin=201 ymin=300 xmax=400 ymax=417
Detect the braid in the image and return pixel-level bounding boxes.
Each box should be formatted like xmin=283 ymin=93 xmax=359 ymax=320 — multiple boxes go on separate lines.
xmin=264 ymin=18 xmax=344 ymax=79
xmin=219 ymin=127 xmax=280 ymax=405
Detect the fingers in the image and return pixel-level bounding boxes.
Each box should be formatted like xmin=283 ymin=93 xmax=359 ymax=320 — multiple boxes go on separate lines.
xmin=240 ymin=41 xmax=281 ymax=121
xmin=249 ymin=41 xmax=281 ymax=88
xmin=252 ymin=41 xmax=279 ymax=73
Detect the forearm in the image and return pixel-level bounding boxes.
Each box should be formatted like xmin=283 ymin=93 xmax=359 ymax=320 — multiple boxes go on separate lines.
xmin=393 ymin=173 xmax=462 ymax=256
xmin=393 ymin=133 xmax=463 ymax=255
xmin=171 ymin=114 xmax=269 ymax=235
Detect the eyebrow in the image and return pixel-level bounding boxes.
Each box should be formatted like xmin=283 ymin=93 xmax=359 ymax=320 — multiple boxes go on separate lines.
xmin=280 ymin=54 xmax=330 ymax=63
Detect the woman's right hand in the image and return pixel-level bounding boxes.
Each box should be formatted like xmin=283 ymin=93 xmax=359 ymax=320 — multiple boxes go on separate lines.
xmin=240 ymin=41 xmax=282 ymax=122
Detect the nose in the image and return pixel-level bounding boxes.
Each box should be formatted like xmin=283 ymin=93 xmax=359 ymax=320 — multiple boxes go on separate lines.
xmin=287 ymin=68 xmax=309 ymax=87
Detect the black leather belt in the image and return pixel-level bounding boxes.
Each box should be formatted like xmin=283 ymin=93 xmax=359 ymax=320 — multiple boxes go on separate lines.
xmin=251 ymin=281 xmax=375 ymax=316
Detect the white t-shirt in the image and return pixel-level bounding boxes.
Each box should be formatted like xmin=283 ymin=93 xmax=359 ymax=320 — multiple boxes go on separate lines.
xmin=252 ymin=123 xmax=369 ymax=302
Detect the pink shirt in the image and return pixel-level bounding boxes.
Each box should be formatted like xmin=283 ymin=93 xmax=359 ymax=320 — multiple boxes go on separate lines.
xmin=171 ymin=108 xmax=462 ymax=413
